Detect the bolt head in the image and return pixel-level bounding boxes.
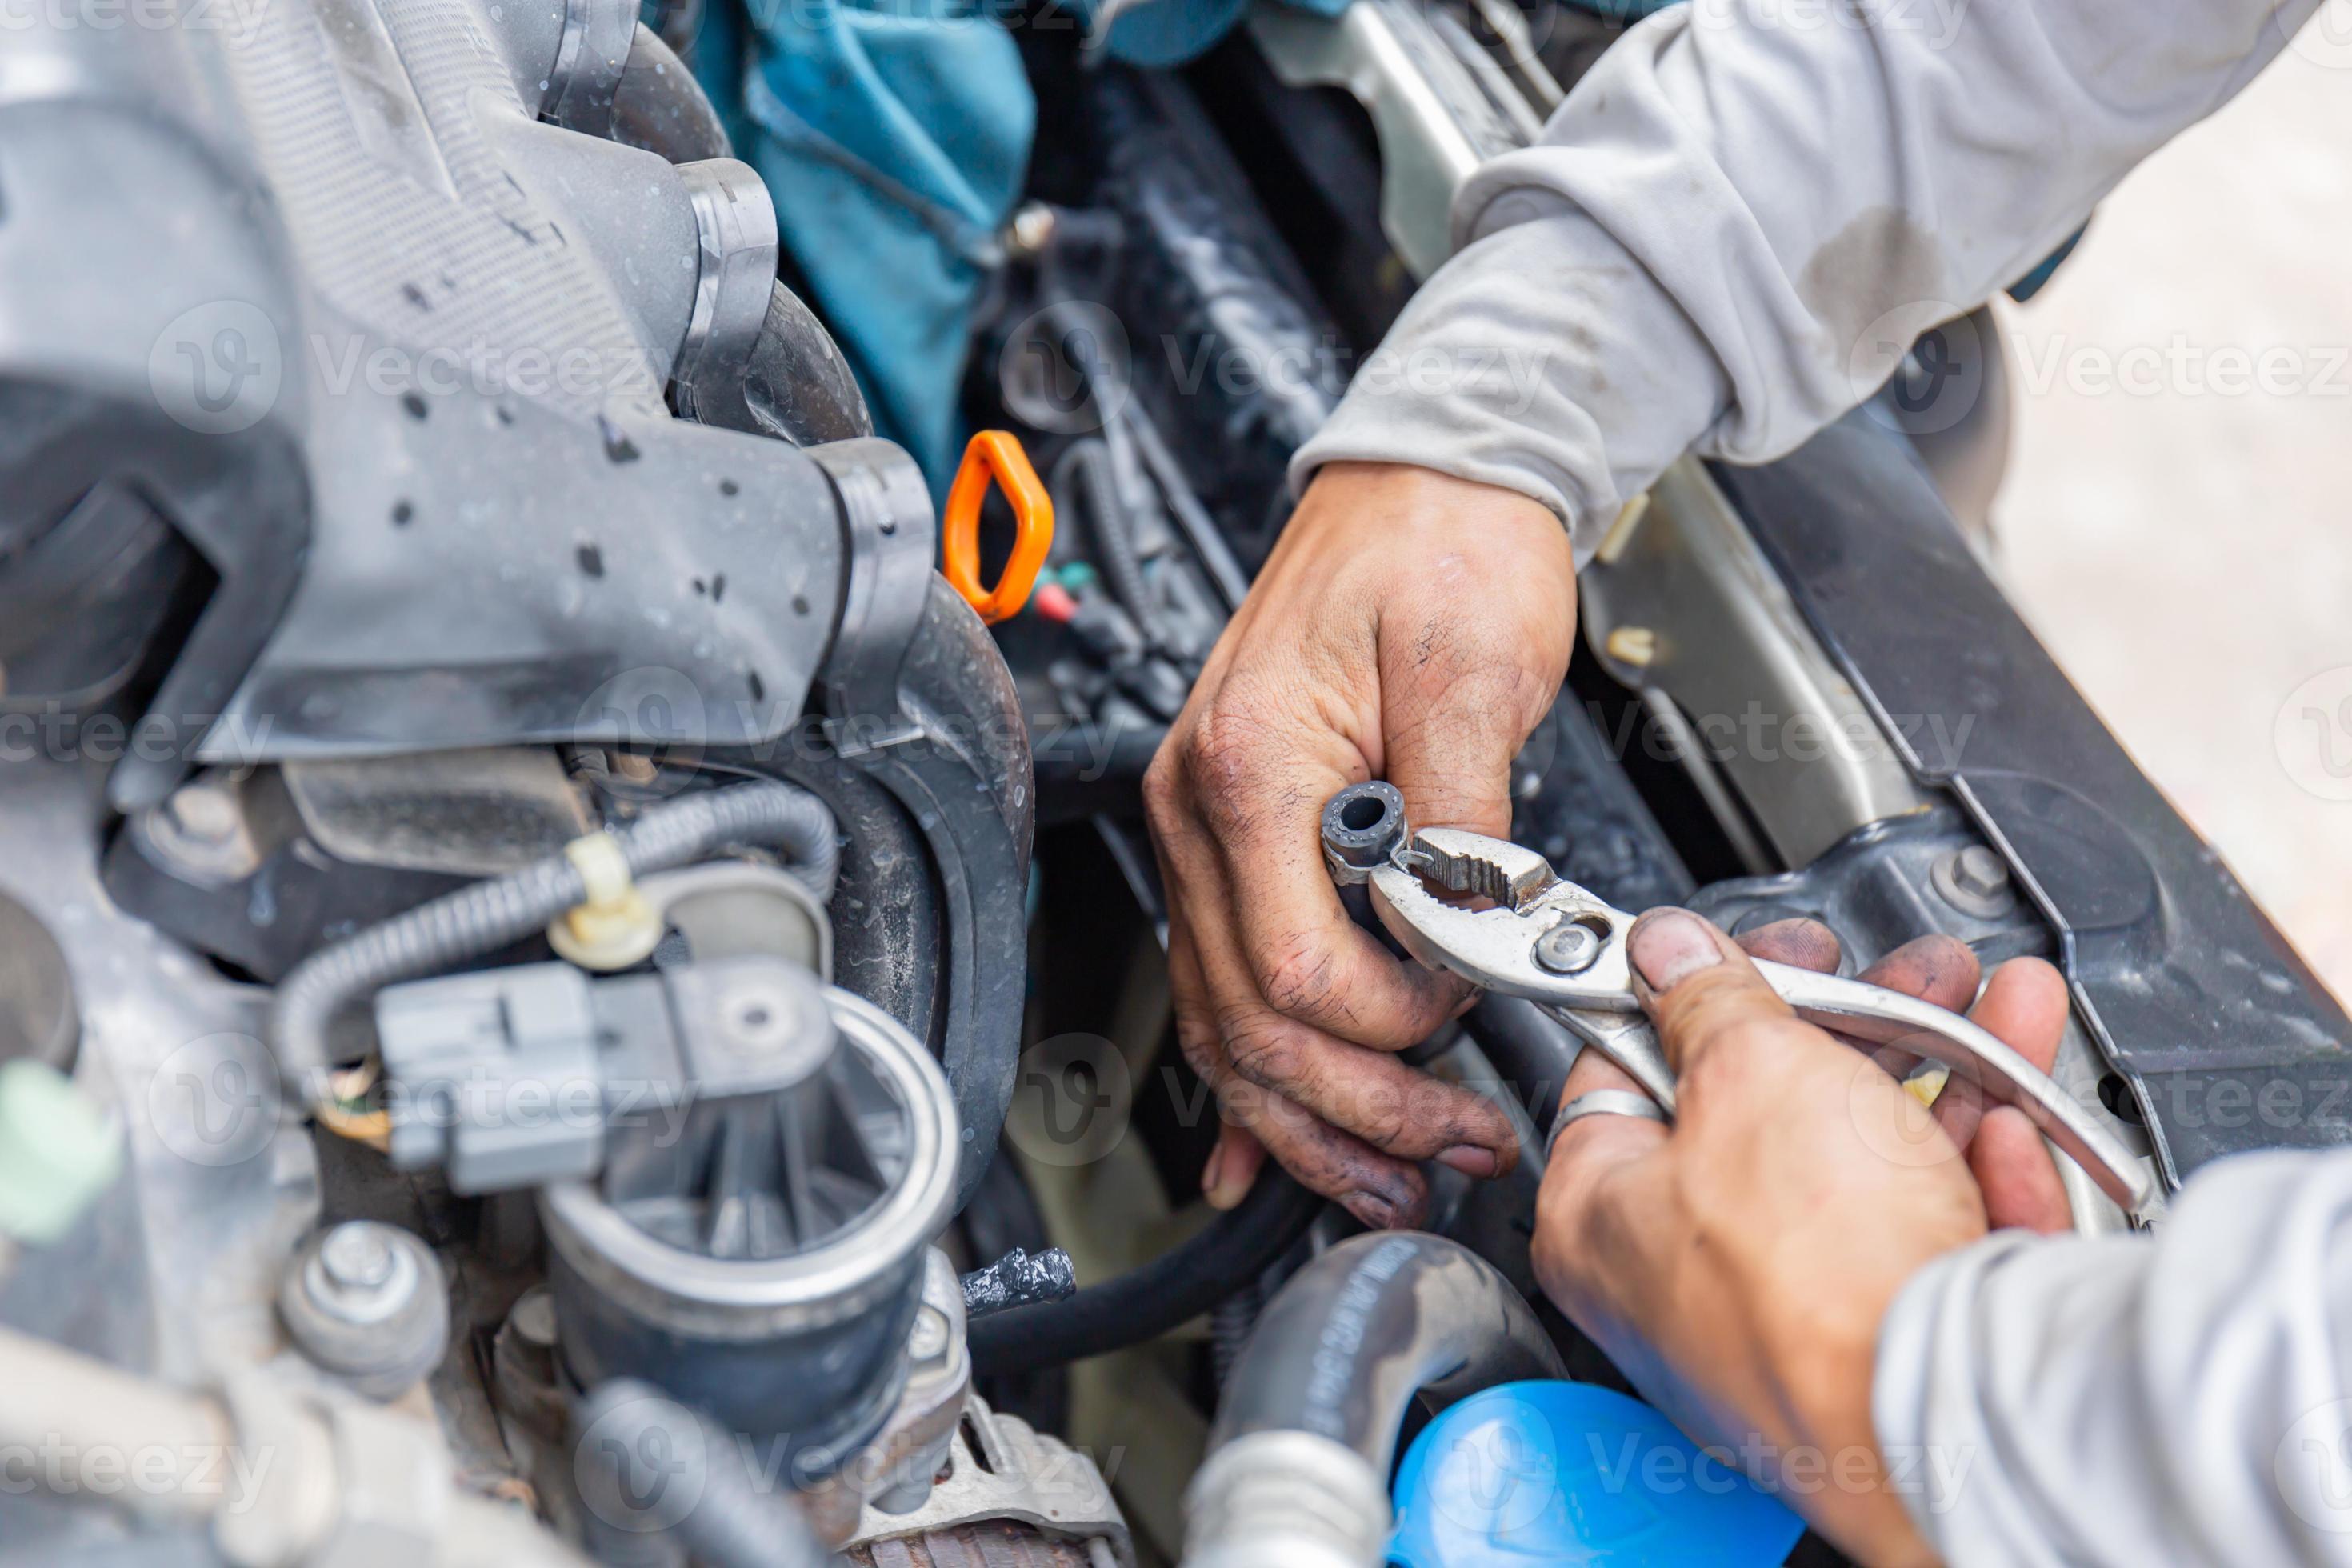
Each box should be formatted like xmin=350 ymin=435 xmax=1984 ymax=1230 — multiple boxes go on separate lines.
xmin=1533 ymin=921 xmax=1604 ymax=975
xmin=1952 ymin=846 xmax=2009 ymax=900
xmin=162 ymin=784 xmax=240 ymax=843
xmin=321 ymin=1222 xmax=396 ymax=1289
xmin=907 ymin=1306 xmax=951 ymax=1367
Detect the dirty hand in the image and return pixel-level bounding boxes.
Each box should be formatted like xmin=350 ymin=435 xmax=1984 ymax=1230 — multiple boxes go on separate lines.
xmin=1143 ymin=461 xmax=1578 ymax=1230
xmin=1535 ymin=910 xmax=2074 ymax=1566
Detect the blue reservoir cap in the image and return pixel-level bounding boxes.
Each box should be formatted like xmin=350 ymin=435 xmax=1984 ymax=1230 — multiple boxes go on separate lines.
xmin=1390 ymin=1381 xmax=1806 ymax=1567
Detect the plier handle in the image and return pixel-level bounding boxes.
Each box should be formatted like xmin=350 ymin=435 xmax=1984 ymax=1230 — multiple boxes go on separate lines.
xmin=1321 ymin=784 xmax=2158 ymax=1221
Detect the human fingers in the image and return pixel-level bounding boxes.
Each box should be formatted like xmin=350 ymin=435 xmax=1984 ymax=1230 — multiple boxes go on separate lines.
xmin=1955 ymin=957 xmax=2071 ymax=1232
xmin=1184 ymin=876 xmax=1520 ymax=1173
xmin=1168 ymin=919 xmax=1431 ymax=1228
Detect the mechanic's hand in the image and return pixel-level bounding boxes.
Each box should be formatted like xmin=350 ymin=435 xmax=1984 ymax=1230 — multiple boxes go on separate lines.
xmin=1535 ymin=911 xmax=2073 ymax=1567
xmin=1143 ymin=461 xmax=1578 ymax=1230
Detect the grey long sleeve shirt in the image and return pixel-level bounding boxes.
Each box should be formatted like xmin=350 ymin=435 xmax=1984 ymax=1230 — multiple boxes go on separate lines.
xmin=1291 ymin=0 xmax=2325 ymax=558
xmin=1291 ymin=0 xmax=2342 ymax=1557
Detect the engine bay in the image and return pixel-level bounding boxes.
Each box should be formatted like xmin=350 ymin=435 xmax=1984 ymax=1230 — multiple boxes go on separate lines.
xmin=4 ymin=2 xmax=2347 ymax=1566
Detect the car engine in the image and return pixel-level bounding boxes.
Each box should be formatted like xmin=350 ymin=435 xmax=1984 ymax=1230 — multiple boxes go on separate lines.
xmin=3 ymin=2 xmax=2346 ymax=1566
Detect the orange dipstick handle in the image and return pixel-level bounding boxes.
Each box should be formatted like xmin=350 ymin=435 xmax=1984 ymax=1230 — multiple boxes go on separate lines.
xmin=942 ymin=430 xmax=1054 ymax=626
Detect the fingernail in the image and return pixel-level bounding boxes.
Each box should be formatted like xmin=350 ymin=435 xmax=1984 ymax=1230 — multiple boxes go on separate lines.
xmin=1630 ymin=910 xmax=1722 ymax=993
xmin=1436 ymin=1145 xmax=1499 ymax=1178
xmin=1342 ymin=1190 xmax=1398 ymax=1230
xmin=1199 ymin=1144 xmax=1226 ymax=1198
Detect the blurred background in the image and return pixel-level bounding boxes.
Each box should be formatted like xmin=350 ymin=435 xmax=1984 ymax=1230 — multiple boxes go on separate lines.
xmin=1992 ymin=30 xmax=2352 ymax=1004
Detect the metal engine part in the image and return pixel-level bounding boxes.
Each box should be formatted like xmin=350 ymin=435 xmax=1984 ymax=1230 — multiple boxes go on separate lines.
xmin=846 ymin=1392 xmax=1132 ymax=1568
xmin=538 ymin=973 xmax=961 ymax=1476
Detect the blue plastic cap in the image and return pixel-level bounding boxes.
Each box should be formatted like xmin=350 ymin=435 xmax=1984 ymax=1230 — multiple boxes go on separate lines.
xmin=1390 ymin=1382 xmax=1806 ymax=1567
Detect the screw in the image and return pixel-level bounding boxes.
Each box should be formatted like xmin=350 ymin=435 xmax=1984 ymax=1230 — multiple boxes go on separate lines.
xmin=320 ymin=1222 xmax=395 ymax=1289
xmin=162 ymin=784 xmax=239 ymax=843
xmin=1952 ymin=846 xmax=2009 ymax=901
xmin=1931 ymin=846 xmax=2017 ymax=918
xmin=509 ymin=1286 xmax=559 ymax=1350
xmin=907 ymin=1306 xmax=950 ymax=1367
xmin=1533 ymin=921 xmax=1604 ymax=975
xmin=302 ymin=1221 xmax=418 ymax=1326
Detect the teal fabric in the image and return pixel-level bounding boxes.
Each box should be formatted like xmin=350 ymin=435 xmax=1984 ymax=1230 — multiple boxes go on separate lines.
xmin=699 ymin=0 xmax=1348 ymax=492
xmin=699 ymin=2 xmax=1032 ymax=487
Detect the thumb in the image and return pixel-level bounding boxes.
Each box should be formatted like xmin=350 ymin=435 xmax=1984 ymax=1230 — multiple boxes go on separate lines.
xmin=1626 ymin=909 xmax=1799 ymax=1078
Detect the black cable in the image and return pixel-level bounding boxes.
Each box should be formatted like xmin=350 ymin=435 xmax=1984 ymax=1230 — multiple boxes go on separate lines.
xmin=968 ymin=1170 xmax=1326 ymax=1377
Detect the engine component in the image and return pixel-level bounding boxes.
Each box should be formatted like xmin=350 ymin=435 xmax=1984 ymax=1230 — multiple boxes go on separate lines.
xmin=1388 ymin=1382 xmax=1804 ymax=1567
xmin=1184 ymin=1232 xmax=1565 ymax=1568
xmin=960 ymin=1247 xmax=1078 ymax=1320
xmin=540 ymin=979 xmax=958 ymax=1474
xmin=844 ymin=1393 xmax=1133 ymax=1568
xmin=573 ymin=1378 xmax=838 ymax=1568
xmin=1579 ymin=458 xmax=1934 ymax=869
xmin=277 ymin=1220 xmax=452 ymax=1400
xmin=1711 ymin=412 xmax=2352 ymax=1184
xmin=0 ymin=892 xmax=77 ymax=1071
xmin=270 ymin=779 xmax=837 ymax=1098
xmin=105 ymin=752 xmax=595 ymax=985
xmin=970 ymin=1166 xmax=1322 ymax=1378
xmin=0 ymin=1062 xmax=122 ymax=1274
xmin=0 ymin=1321 xmax=586 ymax=1567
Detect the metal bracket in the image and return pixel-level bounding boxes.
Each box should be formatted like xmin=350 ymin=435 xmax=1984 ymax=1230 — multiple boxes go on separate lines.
xmin=671 ymin=158 xmax=782 ymax=423
xmin=543 ymin=0 xmax=634 ymax=136
xmin=812 ymin=438 xmax=936 ymax=755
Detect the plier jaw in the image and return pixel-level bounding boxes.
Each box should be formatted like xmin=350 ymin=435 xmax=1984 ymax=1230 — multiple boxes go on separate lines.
xmin=1368 ymin=827 xmax=1642 ymax=1018
xmin=1321 ymin=784 xmax=2162 ymax=1222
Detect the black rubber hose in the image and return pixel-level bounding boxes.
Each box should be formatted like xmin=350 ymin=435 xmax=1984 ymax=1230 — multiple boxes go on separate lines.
xmin=610 ymin=23 xmax=730 ymax=163
xmin=270 ymin=779 xmax=838 ymax=1096
xmin=573 ymin=1379 xmax=839 ymax=1566
xmin=1462 ymin=995 xmax=1584 ymax=1138
xmin=968 ymin=1169 xmax=1326 ymax=1377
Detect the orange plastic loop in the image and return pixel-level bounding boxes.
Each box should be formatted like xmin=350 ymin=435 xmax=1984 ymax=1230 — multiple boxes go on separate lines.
xmin=942 ymin=430 xmax=1054 ymax=626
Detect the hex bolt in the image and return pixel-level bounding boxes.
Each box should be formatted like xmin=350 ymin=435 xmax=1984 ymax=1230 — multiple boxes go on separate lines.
xmin=162 ymin=783 xmax=239 ymax=843
xmin=1533 ymin=920 xmax=1604 ymax=975
xmin=319 ymin=1222 xmax=396 ymax=1294
xmin=280 ymin=1221 xmax=450 ymax=1399
xmin=1953 ymin=847 xmax=2009 ymax=900
xmin=1931 ymin=845 xmax=2018 ymax=919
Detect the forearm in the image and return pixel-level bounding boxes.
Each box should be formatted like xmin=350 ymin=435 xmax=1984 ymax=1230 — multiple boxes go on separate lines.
xmin=1875 ymin=1149 xmax=2352 ymax=1565
xmin=1295 ymin=0 xmax=2319 ymax=555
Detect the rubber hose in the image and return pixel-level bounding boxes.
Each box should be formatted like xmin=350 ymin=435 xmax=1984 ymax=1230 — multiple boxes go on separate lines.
xmin=574 ymin=1380 xmax=839 ymax=1567
xmin=1206 ymin=1231 xmax=1565 ymax=1468
xmin=1052 ymin=436 xmax=1159 ymax=642
xmin=968 ymin=1169 xmax=1325 ymax=1377
xmin=1462 ymin=994 xmax=1583 ymax=1138
xmin=269 ymin=779 xmax=838 ymax=1095
xmin=610 ymin=22 xmax=730 ymax=163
